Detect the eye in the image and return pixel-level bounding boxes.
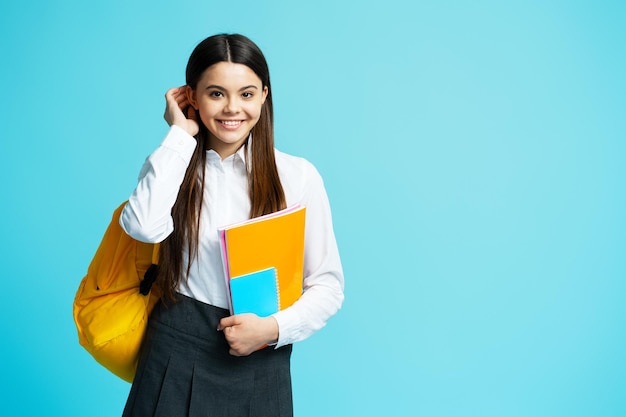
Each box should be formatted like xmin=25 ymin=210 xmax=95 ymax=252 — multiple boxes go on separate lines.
xmin=209 ymin=91 xmax=223 ymax=98
xmin=242 ymin=91 xmax=254 ymax=99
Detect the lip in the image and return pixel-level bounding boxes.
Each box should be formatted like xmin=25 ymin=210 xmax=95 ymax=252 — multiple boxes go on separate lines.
xmin=218 ymin=119 xmax=244 ymax=130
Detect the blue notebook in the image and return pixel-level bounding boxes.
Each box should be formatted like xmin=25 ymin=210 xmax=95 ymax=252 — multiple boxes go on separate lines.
xmin=229 ymin=267 xmax=279 ymax=317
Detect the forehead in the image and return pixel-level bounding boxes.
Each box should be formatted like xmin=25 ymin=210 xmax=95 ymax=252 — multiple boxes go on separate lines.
xmin=198 ymin=62 xmax=263 ymax=87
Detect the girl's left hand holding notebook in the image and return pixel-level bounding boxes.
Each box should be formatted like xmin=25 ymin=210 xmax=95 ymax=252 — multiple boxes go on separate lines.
xmin=218 ymin=314 xmax=279 ymax=356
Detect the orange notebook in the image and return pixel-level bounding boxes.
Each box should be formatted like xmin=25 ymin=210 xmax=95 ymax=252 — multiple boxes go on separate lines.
xmin=219 ymin=205 xmax=306 ymax=316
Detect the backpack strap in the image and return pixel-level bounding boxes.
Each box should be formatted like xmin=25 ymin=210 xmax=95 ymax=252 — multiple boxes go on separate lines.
xmin=139 ymin=243 xmax=160 ymax=296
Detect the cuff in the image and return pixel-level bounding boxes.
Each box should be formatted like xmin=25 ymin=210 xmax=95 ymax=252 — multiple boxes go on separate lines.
xmin=160 ymin=125 xmax=197 ymax=159
xmin=271 ymin=308 xmax=304 ymax=348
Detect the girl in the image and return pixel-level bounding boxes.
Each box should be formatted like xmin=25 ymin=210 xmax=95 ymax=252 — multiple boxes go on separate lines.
xmin=119 ymin=34 xmax=344 ymax=416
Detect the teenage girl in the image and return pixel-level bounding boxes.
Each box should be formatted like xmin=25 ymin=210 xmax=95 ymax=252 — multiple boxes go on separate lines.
xmin=119 ymin=33 xmax=344 ymax=417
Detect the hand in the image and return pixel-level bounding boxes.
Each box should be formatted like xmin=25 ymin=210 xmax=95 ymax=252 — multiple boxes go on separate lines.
xmin=218 ymin=314 xmax=279 ymax=356
xmin=164 ymin=86 xmax=199 ymax=136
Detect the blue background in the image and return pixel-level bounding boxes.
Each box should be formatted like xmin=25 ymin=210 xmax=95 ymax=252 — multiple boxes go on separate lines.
xmin=1 ymin=0 xmax=625 ymax=415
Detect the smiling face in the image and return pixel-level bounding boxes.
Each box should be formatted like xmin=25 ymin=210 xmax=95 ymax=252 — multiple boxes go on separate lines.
xmin=188 ymin=61 xmax=268 ymax=159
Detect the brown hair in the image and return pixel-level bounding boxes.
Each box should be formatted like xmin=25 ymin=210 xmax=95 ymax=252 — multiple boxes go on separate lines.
xmin=158 ymin=34 xmax=286 ymax=301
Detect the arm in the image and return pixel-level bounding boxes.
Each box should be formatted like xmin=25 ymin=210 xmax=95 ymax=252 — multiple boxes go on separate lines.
xmin=120 ymin=87 xmax=199 ymax=242
xmin=218 ymin=161 xmax=344 ymax=354
xmin=270 ymin=162 xmax=345 ymax=347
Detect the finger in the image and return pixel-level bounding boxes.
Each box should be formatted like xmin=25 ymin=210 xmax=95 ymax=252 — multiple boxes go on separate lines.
xmin=175 ymin=96 xmax=188 ymax=108
xmin=169 ymin=85 xmax=187 ymax=94
xmin=165 ymin=90 xmax=182 ymax=109
xmin=165 ymin=87 xmax=181 ymax=100
xmin=165 ymin=90 xmax=190 ymax=117
xmin=166 ymin=86 xmax=188 ymax=102
xmin=177 ymin=97 xmax=190 ymax=109
xmin=229 ymin=345 xmax=253 ymax=357
xmin=218 ymin=315 xmax=238 ymax=331
xmin=170 ymin=90 xmax=187 ymax=103
xmin=172 ymin=86 xmax=190 ymax=102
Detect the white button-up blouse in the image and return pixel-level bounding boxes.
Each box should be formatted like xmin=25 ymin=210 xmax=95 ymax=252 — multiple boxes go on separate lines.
xmin=120 ymin=125 xmax=344 ymax=348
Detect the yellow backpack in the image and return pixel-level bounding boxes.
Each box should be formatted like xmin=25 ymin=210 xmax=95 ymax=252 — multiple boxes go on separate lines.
xmin=73 ymin=202 xmax=161 ymax=382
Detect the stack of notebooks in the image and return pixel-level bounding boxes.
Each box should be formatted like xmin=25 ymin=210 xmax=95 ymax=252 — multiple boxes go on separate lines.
xmin=219 ymin=205 xmax=306 ymax=317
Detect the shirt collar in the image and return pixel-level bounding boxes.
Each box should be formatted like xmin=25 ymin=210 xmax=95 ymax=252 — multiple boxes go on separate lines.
xmin=234 ymin=133 xmax=252 ymax=168
xmin=206 ymin=133 xmax=252 ymax=173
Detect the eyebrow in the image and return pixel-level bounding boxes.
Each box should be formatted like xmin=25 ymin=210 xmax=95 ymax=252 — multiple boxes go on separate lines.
xmin=205 ymin=84 xmax=259 ymax=91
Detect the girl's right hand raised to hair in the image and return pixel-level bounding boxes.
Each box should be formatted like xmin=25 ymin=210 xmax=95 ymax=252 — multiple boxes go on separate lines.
xmin=164 ymin=86 xmax=199 ymax=136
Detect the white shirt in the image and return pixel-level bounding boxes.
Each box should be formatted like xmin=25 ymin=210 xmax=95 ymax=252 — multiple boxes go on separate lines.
xmin=120 ymin=125 xmax=344 ymax=348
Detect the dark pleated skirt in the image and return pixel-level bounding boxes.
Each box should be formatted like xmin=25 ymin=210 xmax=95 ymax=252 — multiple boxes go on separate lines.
xmin=122 ymin=294 xmax=293 ymax=417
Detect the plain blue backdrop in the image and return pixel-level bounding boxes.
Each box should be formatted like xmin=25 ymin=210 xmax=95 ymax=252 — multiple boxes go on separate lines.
xmin=1 ymin=0 xmax=624 ymax=416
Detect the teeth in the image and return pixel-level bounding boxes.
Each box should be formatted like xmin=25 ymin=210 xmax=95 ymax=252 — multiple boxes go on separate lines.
xmin=221 ymin=120 xmax=241 ymax=126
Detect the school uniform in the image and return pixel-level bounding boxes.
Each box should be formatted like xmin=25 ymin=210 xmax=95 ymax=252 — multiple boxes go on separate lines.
xmin=120 ymin=126 xmax=344 ymax=416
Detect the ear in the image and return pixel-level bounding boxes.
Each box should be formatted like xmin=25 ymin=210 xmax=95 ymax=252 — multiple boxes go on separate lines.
xmin=186 ymin=85 xmax=199 ymax=109
xmin=261 ymin=86 xmax=269 ymax=104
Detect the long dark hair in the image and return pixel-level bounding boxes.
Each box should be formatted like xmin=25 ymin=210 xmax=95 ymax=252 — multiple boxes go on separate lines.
xmin=158 ymin=34 xmax=286 ymax=301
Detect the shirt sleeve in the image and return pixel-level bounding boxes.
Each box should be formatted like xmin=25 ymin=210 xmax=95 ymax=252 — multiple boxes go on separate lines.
xmin=271 ymin=161 xmax=345 ymax=347
xmin=120 ymin=125 xmax=197 ymax=243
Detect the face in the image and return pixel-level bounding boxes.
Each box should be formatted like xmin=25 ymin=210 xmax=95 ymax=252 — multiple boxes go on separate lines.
xmin=188 ymin=62 xmax=268 ymax=159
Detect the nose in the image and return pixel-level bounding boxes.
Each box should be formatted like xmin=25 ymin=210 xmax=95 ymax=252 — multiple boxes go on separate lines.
xmin=224 ymin=97 xmax=241 ymax=113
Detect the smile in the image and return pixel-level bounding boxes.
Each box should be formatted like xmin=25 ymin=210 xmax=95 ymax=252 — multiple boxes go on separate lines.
xmin=220 ymin=120 xmax=243 ymax=127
